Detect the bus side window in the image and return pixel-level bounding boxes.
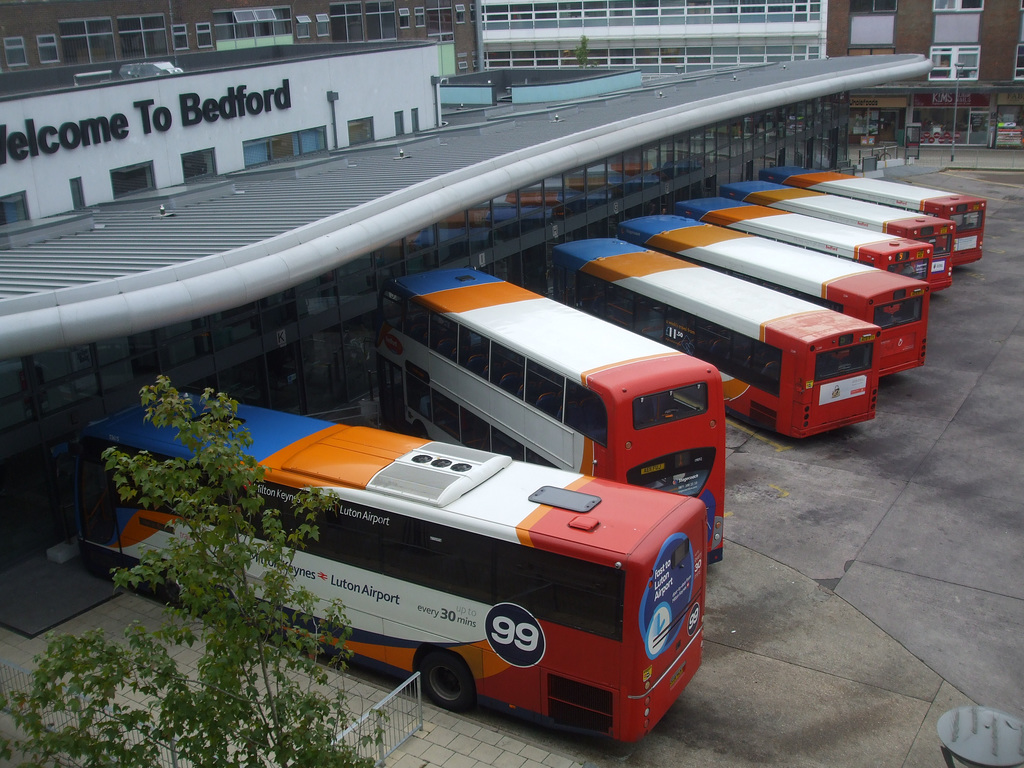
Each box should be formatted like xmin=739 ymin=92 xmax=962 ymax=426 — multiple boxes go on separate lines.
xmin=381 ymin=291 xmax=404 ymax=332
xmin=525 ymin=360 xmax=565 ymax=420
xmin=405 ymin=301 xmax=429 ymax=345
xmin=459 ymin=327 xmax=489 ymax=379
xmin=430 ymin=313 xmax=458 ymax=360
xmin=635 ymin=296 xmax=665 ymax=341
xmin=433 ymin=390 xmax=460 ymax=438
xmin=564 ymin=381 xmax=607 ymax=445
xmin=491 ymin=427 xmax=525 ymax=461
xmin=460 ymin=407 xmax=489 ymax=451
xmin=577 ymin=273 xmax=606 ymax=316
xmin=490 ymin=343 xmax=525 ymax=399
xmin=405 ymin=362 xmax=431 ymax=418
xmin=605 ymin=284 xmax=634 ymax=330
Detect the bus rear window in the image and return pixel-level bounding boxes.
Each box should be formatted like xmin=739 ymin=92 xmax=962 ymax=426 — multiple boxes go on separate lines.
xmin=633 ymin=384 xmax=708 ymax=430
xmin=814 ymin=343 xmax=873 ymax=381
xmin=951 ymin=210 xmax=982 ymax=231
xmin=873 ymin=296 xmax=922 ymax=329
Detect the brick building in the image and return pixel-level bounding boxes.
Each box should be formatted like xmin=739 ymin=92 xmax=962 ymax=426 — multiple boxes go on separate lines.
xmin=829 ymin=0 xmax=1024 ymax=150
xmin=0 ymin=0 xmax=479 ymax=75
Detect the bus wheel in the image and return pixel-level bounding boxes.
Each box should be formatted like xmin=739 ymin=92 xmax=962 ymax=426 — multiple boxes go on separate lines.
xmin=420 ymin=651 xmax=476 ymax=711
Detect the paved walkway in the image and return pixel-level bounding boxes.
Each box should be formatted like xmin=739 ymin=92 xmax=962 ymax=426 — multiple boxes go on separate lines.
xmin=0 ymin=590 xmax=588 ymax=768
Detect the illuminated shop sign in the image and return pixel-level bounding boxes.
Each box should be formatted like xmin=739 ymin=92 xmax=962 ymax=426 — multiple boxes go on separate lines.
xmin=0 ymin=79 xmax=292 ymax=166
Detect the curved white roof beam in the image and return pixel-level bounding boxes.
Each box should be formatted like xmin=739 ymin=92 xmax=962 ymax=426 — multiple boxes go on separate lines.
xmin=0 ymin=55 xmax=932 ymax=358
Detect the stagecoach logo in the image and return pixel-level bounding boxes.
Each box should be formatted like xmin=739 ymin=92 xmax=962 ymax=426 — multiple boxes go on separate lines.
xmin=383 ymin=332 xmax=403 ymax=355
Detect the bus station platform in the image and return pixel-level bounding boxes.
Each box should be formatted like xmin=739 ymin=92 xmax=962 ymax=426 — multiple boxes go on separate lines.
xmin=3 ymin=165 xmax=1023 ymax=768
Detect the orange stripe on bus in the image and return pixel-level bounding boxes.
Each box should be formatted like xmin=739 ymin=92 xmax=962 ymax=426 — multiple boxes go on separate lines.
xmin=119 ymin=510 xmax=176 ymax=547
xmin=701 ymin=206 xmax=789 ymax=224
xmin=579 ymin=351 xmax=678 ymax=381
xmin=515 ymin=475 xmax=593 ymax=547
xmin=783 ymin=171 xmax=852 ymax=188
xmin=745 ymin=188 xmax=821 ymax=205
xmin=264 ymin=425 xmax=426 ymax=489
xmin=721 ymin=379 xmax=751 ymax=401
xmin=581 ymin=250 xmax=696 ymax=282
xmin=647 ymin=225 xmax=752 ymax=253
xmin=417 ymin=281 xmax=537 ymax=315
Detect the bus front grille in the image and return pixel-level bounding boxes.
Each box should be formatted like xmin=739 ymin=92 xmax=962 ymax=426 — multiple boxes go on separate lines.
xmin=547 ymin=674 xmax=614 ymax=734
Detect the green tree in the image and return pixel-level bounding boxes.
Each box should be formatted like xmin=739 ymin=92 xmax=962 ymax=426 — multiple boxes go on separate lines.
xmin=0 ymin=377 xmax=371 ymax=768
xmin=574 ymin=35 xmax=591 ymax=68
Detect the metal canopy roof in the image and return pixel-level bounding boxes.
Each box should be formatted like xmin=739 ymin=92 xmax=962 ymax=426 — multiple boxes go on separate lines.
xmin=0 ymin=55 xmax=932 ymax=359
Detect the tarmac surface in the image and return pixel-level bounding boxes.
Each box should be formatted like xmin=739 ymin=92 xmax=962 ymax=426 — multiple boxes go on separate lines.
xmin=2 ymin=154 xmax=1023 ymax=768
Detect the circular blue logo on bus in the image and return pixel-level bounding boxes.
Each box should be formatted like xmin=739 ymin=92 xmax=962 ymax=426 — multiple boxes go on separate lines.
xmin=485 ymin=603 xmax=545 ymax=667
xmin=638 ymin=533 xmax=695 ymax=660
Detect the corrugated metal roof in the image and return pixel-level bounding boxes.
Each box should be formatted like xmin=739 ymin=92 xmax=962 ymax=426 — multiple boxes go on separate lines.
xmin=0 ymin=55 xmax=933 ymax=356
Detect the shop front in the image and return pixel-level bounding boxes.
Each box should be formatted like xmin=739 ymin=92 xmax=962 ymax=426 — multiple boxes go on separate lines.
xmin=912 ymin=91 xmax=990 ymax=147
xmin=848 ymin=95 xmax=907 ymax=146
xmin=993 ymin=93 xmax=1024 ymax=149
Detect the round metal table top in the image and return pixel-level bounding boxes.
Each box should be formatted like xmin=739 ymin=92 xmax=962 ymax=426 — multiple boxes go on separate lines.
xmin=937 ymin=706 xmax=1024 ymax=768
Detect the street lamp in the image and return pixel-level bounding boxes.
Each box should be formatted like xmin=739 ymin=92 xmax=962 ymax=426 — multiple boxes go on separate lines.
xmin=950 ymin=62 xmax=965 ymax=163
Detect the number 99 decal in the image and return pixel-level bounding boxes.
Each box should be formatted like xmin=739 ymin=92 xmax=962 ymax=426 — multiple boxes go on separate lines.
xmin=485 ymin=603 xmax=545 ymax=667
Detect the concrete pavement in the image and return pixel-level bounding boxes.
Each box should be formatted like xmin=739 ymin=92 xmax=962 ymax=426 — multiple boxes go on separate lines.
xmin=3 ymin=162 xmax=1023 ymax=768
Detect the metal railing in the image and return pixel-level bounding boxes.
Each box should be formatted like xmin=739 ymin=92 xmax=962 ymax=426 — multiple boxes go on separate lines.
xmin=337 ymin=671 xmax=423 ymax=767
xmin=3 ymin=655 xmax=422 ymax=768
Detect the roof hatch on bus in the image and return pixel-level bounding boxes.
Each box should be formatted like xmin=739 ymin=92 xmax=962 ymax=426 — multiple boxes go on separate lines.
xmin=366 ymin=442 xmax=511 ymax=506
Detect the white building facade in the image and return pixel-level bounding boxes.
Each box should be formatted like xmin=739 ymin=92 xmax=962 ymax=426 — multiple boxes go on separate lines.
xmin=1 ymin=45 xmax=439 ymax=221
xmin=480 ymin=0 xmax=826 ymax=72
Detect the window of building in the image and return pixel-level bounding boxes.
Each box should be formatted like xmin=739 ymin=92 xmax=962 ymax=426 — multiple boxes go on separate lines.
xmin=111 ymin=161 xmax=155 ymax=199
xmin=366 ymin=2 xmax=397 ymax=40
xmin=0 ymin=191 xmax=29 ymax=226
xmin=117 ymin=15 xmax=169 ymax=59
xmin=196 ymin=22 xmax=213 ymax=48
xmin=59 ymin=19 xmax=115 ymax=64
xmin=3 ymin=37 xmax=27 ymax=67
xmin=242 ymin=128 xmax=326 ymax=167
xmin=329 ymin=3 xmax=364 ymax=42
xmin=171 ymin=24 xmax=188 ymax=50
xmin=456 ymin=4 xmax=467 ymax=22
xmin=316 ymin=13 xmax=331 ymax=35
xmin=415 ymin=6 xmax=426 ymax=26
xmin=850 ymin=0 xmax=896 ymax=10
xmin=348 ymin=116 xmax=374 ymax=145
xmin=296 ymin=14 xmax=312 ymax=37
xmin=182 ymin=148 xmax=217 ymax=179
xmin=37 ymin=34 xmax=60 ymax=63
xmin=427 ymin=0 xmax=454 ymax=38
xmin=213 ymin=7 xmax=290 ymax=42
xmin=70 ymin=178 xmax=85 ymax=209
xmin=1016 ymin=44 xmax=1024 ymax=79
xmin=929 ymin=45 xmax=980 ymax=79
xmin=933 ymin=0 xmax=981 ymax=8
xmin=850 ymin=14 xmax=894 ymax=45
xmin=399 ymin=7 xmax=411 ymax=27
xmin=395 ymin=110 xmax=405 ymax=135
xmin=411 ymin=107 xmax=420 ymax=132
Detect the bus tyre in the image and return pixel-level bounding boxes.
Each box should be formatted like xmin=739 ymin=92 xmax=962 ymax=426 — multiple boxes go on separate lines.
xmin=420 ymin=651 xmax=476 ymax=711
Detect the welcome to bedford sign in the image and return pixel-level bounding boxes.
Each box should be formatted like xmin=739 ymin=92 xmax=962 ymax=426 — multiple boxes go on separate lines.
xmin=0 ymin=79 xmax=292 ymax=166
